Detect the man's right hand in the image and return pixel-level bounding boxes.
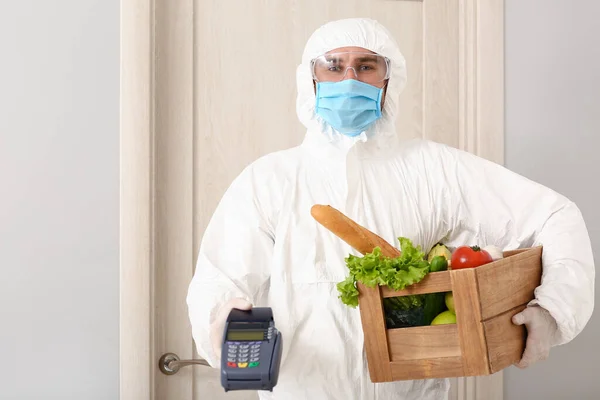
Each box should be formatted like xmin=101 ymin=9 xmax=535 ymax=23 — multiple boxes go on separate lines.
xmin=210 ymin=297 xmax=253 ymax=363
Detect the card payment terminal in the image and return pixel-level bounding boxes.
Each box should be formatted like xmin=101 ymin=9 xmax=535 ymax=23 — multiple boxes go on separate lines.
xmin=221 ymin=307 xmax=282 ymax=392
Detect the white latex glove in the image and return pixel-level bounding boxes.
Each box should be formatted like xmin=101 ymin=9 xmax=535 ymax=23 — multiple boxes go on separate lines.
xmin=512 ymin=305 xmax=559 ymax=369
xmin=210 ymin=297 xmax=253 ymax=363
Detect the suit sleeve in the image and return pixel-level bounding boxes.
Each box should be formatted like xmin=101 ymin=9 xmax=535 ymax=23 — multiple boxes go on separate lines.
xmin=439 ymin=144 xmax=595 ymax=345
xmin=186 ymin=165 xmax=275 ymax=366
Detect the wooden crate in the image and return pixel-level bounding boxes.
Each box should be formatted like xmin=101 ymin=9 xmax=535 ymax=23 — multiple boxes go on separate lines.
xmin=308 ymin=204 xmax=543 ymax=382
xmin=359 ymin=246 xmax=543 ymax=382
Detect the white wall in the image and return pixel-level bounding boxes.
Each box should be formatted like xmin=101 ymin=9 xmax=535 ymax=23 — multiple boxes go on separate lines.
xmin=504 ymin=1 xmax=599 ymax=399
xmin=0 ymin=1 xmax=119 ymax=399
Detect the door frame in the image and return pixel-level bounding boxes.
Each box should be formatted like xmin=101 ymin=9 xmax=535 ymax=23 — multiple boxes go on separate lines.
xmin=119 ymin=0 xmax=506 ymax=399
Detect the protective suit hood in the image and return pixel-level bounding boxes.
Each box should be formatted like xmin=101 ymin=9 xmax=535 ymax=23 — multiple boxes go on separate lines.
xmin=296 ymin=18 xmax=408 ymax=157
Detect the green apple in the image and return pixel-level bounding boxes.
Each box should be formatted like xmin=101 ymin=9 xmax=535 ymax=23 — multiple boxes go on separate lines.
xmin=430 ymin=310 xmax=457 ymax=325
xmin=445 ymin=292 xmax=455 ymax=314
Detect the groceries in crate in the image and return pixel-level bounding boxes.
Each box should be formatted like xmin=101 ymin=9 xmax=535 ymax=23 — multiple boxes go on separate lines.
xmin=426 ymin=243 xmax=452 ymax=264
xmin=383 ymin=291 xmax=446 ymax=328
xmin=450 ymin=245 xmax=493 ymax=270
xmin=424 ymin=245 xmax=505 ymax=326
xmin=381 ymin=242 xmax=450 ymax=328
xmin=336 ymin=237 xmax=430 ymax=308
xmin=310 ymin=204 xmax=510 ymax=328
xmin=337 ymin=238 xmax=506 ymax=328
xmin=482 ymin=244 xmax=504 ymax=261
xmin=429 ymin=294 xmax=457 ymax=326
xmin=445 ymin=291 xmax=455 ymax=313
xmin=429 ymin=255 xmax=448 ymax=272
xmin=430 ymin=310 xmax=457 ymax=325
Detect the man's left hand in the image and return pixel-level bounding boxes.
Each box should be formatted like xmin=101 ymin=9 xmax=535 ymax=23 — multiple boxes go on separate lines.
xmin=512 ymin=305 xmax=559 ymax=369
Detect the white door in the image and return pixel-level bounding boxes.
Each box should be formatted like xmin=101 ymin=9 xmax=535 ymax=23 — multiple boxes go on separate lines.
xmin=120 ymin=0 xmax=505 ymax=399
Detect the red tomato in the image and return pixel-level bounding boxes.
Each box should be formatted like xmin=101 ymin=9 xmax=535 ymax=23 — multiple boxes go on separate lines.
xmin=451 ymin=246 xmax=493 ymax=269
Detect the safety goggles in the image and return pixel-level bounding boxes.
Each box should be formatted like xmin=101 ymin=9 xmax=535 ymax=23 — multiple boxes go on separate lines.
xmin=311 ymin=51 xmax=391 ymax=84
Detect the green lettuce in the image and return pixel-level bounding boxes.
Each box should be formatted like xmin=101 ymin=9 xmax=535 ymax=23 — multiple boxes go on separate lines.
xmin=336 ymin=237 xmax=431 ymax=308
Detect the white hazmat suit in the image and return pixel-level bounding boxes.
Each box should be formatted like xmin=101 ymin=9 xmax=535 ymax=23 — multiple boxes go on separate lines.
xmin=187 ymin=18 xmax=595 ymax=400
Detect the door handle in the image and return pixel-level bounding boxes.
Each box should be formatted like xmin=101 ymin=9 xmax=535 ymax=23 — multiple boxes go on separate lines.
xmin=159 ymin=352 xmax=210 ymax=375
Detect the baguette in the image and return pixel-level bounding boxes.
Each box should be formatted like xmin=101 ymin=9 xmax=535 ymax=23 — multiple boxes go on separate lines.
xmin=310 ymin=204 xmax=401 ymax=258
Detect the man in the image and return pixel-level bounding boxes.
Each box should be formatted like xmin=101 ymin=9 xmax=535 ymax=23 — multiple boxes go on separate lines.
xmin=187 ymin=18 xmax=595 ymax=399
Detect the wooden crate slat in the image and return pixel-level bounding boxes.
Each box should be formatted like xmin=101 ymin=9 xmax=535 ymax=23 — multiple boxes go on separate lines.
xmin=390 ymin=357 xmax=465 ymax=380
xmin=483 ymin=304 xmax=528 ymax=373
xmin=387 ymin=324 xmax=461 ymax=361
xmin=450 ymin=269 xmax=490 ymax=376
xmin=476 ymin=246 xmax=542 ymax=320
xmin=357 ymin=283 xmax=393 ymax=382
xmin=381 ymin=271 xmax=452 ymax=297
xmin=503 ymin=248 xmax=530 ymax=258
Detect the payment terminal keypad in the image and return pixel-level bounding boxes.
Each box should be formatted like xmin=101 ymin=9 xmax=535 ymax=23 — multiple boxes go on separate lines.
xmin=226 ymin=341 xmax=262 ymax=368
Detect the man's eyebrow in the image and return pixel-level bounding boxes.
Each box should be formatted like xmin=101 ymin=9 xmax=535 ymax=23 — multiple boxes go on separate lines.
xmin=324 ymin=55 xmax=345 ymax=62
xmin=322 ymin=55 xmax=381 ymax=63
xmin=355 ymin=56 xmax=380 ymax=62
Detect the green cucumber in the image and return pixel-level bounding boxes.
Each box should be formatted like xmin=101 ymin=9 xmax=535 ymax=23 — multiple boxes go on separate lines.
xmin=429 ymin=256 xmax=448 ymax=272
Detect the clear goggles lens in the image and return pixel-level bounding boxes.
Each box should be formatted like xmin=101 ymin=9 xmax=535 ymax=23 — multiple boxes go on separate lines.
xmin=311 ymin=52 xmax=390 ymax=84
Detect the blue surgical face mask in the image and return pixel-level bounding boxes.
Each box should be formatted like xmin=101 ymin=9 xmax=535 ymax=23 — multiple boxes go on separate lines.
xmin=315 ymin=79 xmax=384 ymax=137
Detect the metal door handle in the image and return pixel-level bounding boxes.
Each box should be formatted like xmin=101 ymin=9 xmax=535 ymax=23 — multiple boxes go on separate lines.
xmin=159 ymin=352 xmax=210 ymax=375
